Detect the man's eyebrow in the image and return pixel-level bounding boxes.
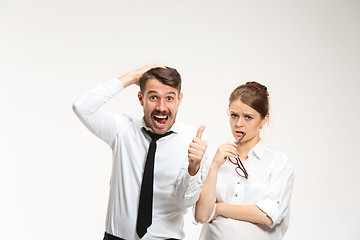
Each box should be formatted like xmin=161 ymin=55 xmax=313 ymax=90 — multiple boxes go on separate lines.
xmin=147 ymin=90 xmax=158 ymax=95
xmin=147 ymin=90 xmax=177 ymax=96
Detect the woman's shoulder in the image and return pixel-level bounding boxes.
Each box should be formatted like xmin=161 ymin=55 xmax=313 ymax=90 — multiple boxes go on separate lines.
xmin=261 ymin=141 xmax=293 ymax=168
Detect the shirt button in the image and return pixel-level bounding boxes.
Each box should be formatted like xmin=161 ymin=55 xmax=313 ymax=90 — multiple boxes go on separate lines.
xmin=277 ymin=201 xmax=280 ymax=204
xmin=234 ymin=194 xmax=238 ymax=197
xmin=237 ymin=181 xmax=240 ymax=184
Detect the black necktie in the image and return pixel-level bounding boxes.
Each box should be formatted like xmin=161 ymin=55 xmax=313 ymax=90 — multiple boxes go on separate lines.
xmin=136 ymin=127 xmax=173 ymax=239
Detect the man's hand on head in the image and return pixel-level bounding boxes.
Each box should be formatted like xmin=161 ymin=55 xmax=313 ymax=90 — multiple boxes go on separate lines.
xmin=118 ymin=63 xmax=166 ymax=88
xmin=188 ymin=125 xmax=207 ymax=176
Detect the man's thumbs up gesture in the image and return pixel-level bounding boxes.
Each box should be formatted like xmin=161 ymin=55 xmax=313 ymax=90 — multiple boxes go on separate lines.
xmin=188 ymin=125 xmax=207 ymax=176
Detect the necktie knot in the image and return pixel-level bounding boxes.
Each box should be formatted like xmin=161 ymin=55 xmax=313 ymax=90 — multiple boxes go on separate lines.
xmin=142 ymin=127 xmax=173 ymax=141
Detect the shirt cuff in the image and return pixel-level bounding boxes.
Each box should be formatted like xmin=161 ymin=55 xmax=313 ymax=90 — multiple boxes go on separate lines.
xmin=256 ymin=197 xmax=281 ymax=228
xmin=185 ymin=168 xmax=202 ymax=196
xmin=192 ymin=203 xmax=216 ymax=225
xmin=103 ymin=77 xmax=124 ymax=96
xmin=206 ymin=204 xmax=216 ymax=223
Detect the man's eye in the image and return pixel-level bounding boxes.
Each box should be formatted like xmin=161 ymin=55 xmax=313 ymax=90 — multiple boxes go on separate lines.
xmin=167 ymin=97 xmax=173 ymax=101
xmin=150 ymin=96 xmax=157 ymax=101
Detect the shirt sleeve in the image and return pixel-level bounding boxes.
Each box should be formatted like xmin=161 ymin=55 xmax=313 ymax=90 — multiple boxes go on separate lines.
xmin=174 ymin=160 xmax=203 ymax=209
xmin=72 ymin=78 xmax=125 ymax=148
xmin=174 ymin=135 xmax=209 ymax=210
xmin=255 ymin=154 xmax=294 ymax=228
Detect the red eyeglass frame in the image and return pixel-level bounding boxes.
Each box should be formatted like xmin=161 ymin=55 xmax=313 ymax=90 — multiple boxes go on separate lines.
xmin=227 ymin=133 xmax=248 ymax=179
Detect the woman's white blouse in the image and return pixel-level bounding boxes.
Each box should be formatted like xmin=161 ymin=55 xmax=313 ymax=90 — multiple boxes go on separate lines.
xmin=199 ymin=140 xmax=294 ymax=240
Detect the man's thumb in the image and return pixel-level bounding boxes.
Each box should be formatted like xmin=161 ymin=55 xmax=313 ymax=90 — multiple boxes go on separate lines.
xmin=196 ymin=125 xmax=206 ymax=139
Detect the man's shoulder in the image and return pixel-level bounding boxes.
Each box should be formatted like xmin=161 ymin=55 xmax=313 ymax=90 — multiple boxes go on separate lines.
xmin=114 ymin=112 xmax=143 ymax=130
xmin=172 ymin=121 xmax=196 ymax=134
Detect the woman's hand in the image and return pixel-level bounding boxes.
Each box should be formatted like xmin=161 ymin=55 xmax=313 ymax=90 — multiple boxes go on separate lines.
xmin=212 ymin=142 xmax=238 ymax=169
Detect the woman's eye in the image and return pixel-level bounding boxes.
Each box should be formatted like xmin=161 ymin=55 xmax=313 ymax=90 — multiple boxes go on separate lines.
xmin=231 ymin=114 xmax=238 ymax=119
xmin=245 ymin=115 xmax=253 ymax=120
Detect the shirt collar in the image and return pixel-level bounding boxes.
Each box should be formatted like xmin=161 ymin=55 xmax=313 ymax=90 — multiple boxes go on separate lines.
xmin=248 ymin=139 xmax=265 ymax=160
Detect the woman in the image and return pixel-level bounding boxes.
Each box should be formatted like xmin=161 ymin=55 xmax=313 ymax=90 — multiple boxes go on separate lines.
xmin=195 ymin=82 xmax=294 ymax=240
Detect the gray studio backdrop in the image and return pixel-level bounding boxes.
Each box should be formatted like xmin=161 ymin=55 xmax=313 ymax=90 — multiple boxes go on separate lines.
xmin=1 ymin=0 xmax=359 ymax=239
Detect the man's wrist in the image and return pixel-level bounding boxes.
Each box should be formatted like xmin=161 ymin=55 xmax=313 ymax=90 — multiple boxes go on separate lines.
xmin=118 ymin=72 xmax=139 ymax=88
xmin=188 ymin=162 xmax=200 ymax=176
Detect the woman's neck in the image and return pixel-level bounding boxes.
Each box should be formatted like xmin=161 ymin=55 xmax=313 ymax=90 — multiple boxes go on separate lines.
xmin=237 ymin=135 xmax=261 ymax=160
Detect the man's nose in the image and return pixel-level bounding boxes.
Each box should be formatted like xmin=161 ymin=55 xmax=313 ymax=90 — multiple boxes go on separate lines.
xmin=156 ymin=99 xmax=167 ymax=111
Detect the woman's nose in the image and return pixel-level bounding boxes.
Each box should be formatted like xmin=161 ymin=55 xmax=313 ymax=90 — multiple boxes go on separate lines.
xmin=235 ymin=117 xmax=244 ymax=127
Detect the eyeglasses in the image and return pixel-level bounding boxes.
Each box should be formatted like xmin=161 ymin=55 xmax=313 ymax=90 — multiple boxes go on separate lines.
xmin=227 ymin=133 xmax=248 ymax=179
xmin=228 ymin=156 xmax=248 ymax=179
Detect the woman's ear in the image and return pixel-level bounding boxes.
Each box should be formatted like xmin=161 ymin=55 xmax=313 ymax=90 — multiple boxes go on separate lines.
xmin=260 ymin=114 xmax=269 ymax=128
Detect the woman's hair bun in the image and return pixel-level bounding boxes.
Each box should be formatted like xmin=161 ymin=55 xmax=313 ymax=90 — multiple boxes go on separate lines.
xmin=245 ymin=81 xmax=268 ymax=94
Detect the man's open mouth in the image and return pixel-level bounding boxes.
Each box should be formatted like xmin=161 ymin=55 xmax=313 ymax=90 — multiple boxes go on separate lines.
xmin=153 ymin=115 xmax=168 ymax=125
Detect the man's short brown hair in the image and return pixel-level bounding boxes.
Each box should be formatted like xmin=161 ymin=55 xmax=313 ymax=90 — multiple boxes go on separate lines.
xmin=139 ymin=67 xmax=181 ymax=93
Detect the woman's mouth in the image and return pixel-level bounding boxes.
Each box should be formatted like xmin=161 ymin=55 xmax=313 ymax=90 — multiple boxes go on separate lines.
xmin=235 ymin=131 xmax=245 ymax=136
xmin=235 ymin=131 xmax=246 ymax=144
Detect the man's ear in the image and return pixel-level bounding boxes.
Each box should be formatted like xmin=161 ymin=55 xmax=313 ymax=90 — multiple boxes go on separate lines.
xmin=138 ymin=91 xmax=144 ymax=106
xmin=178 ymin=92 xmax=183 ymax=106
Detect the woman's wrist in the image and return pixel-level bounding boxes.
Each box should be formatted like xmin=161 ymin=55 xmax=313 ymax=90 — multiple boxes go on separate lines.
xmin=216 ymin=202 xmax=223 ymax=216
xmin=210 ymin=161 xmax=222 ymax=171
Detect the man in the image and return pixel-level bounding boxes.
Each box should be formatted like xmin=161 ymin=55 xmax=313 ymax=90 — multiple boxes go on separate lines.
xmin=73 ymin=64 xmax=207 ymax=240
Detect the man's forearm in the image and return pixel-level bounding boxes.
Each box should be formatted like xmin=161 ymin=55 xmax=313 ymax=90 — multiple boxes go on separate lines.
xmin=72 ymin=78 xmax=125 ymax=147
xmin=118 ymin=72 xmax=138 ymax=88
xmin=73 ymin=78 xmax=124 ymax=118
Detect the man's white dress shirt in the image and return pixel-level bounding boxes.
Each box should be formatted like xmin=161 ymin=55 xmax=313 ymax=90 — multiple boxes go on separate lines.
xmin=198 ymin=140 xmax=294 ymax=240
xmin=73 ymin=78 xmax=204 ymax=240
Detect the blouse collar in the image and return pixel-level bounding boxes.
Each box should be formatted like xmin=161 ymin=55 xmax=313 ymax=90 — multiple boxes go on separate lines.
xmin=248 ymin=139 xmax=266 ymax=160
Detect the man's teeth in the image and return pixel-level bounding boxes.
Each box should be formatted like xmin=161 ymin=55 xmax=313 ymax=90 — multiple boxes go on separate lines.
xmin=155 ymin=115 xmax=167 ymax=119
xmin=154 ymin=115 xmax=168 ymax=125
